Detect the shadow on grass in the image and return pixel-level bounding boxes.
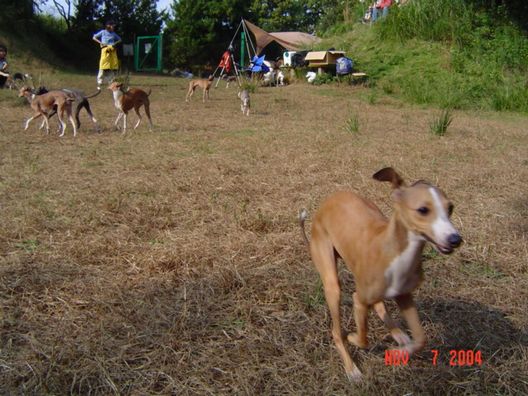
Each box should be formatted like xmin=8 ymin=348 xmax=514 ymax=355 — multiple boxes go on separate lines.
xmin=419 ymin=298 xmax=528 ymax=357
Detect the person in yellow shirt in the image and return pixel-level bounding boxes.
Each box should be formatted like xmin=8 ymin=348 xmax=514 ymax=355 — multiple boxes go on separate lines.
xmin=92 ymin=20 xmax=122 ymax=89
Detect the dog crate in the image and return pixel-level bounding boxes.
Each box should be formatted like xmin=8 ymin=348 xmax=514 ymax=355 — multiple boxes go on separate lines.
xmin=134 ymin=35 xmax=163 ymax=73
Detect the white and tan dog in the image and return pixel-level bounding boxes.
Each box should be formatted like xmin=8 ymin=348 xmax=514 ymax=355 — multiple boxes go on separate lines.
xmin=19 ymin=86 xmax=77 ymax=137
xmin=108 ymin=82 xmax=153 ymax=133
xmin=238 ymin=89 xmax=250 ymax=116
xmin=300 ymin=167 xmax=462 ymax=381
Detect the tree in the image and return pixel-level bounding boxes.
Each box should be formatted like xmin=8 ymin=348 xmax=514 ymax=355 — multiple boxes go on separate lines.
xmin=251 ymin=0 xmax=324 ymax=32
xmin=100 ymin=0 xmax=163 ymax=42
xmin=164 ymin=0 xmax=256 ymax=68
xmin=0 ymin=0 xmax=38 ymax=25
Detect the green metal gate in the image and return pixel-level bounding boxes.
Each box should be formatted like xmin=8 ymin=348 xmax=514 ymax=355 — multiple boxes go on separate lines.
xmin=134 ymin=35 xmax=163 ymax=72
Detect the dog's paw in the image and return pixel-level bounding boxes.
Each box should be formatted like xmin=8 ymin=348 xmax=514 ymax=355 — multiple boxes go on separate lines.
xmin=347 ymin=333 xmax=368 ymax=349
xmin=390 ymin=329 xmax=411 ymax=347
xmin=345 ymin=366 xmax=363 ymax=382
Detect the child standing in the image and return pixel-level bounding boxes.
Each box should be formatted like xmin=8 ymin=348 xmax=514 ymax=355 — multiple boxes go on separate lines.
xmin=92 ymin=20 xmax=122 ymax=89
xmin=0 ymin=45 xmax=9 ymax=89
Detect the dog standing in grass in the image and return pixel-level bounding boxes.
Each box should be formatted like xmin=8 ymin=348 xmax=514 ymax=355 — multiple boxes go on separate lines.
xmin=19 ymin=86 xmax=77 ymax=137
xmin=238 ymin=89 xmax=250 ymax=116
xmin=108 ymin=81 xmax=153 ymax=133
xmin=185 ymin=75 xmax=213 ymax=102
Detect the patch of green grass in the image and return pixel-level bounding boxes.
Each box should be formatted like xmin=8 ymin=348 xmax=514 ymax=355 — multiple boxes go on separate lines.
xmin=240 ymin=80 xmax=258 ymax=93
xmin=319 ymin=0 xmax=528 ymax=113
xmin=422 ymin=246 xmax=441 ymax=260
xmin=225 ymin=129 xmax=256 ymax=137
xmin=461 ymin=261 xmax=505 ymax=279
xmin=304 ymin=279 xmax=325 ymax=309
xmin=15 ymin=239 xmax=39 ymax=253
xmin=430 ymin=108 xmax=453 ymax=136
xmin=313 ymin=72 xmax=336 ymax=86
xmin=345 ymin=113 xmax=359 ymax=134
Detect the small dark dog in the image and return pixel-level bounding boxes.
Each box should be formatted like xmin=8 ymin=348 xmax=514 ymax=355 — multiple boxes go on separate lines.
xmin=35 ymin=87 xmax=101 ymax=131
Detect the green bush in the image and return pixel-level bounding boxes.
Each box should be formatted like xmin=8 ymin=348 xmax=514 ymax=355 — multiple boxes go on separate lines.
xmin=430 ymin=108 xmax=453 ymax=136
xmin=319 ymin=0 xmax=528 ymax=113
xmin=313 ymin=72 xmax=335 ymax=85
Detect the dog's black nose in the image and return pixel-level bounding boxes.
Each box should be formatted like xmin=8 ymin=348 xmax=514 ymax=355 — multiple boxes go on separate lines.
xmin=448 ymin=233 xmax=462 ymax=248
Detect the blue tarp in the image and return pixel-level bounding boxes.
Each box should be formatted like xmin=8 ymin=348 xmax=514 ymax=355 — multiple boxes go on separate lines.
xmin=336 ymin=57 xmax=354 ymax=75
xmin=249 ymin=55 xmax=270 ymax=73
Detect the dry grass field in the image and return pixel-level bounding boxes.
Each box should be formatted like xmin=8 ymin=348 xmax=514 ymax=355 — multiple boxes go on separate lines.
xmin=1 ymin=73 xmax=527 ymax=394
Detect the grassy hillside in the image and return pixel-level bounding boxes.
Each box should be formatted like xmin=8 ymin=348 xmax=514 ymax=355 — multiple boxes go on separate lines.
xmin=319 ymin=0 xmax=528 ymax=112
xmin=0 ymin=14 xmax=99 ymax=77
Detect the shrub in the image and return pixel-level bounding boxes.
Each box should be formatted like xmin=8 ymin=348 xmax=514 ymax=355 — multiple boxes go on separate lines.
xmin=430 ymin=108 xmax=453 ymax=136
xmin=313 ymin=72 xmax=335 ymax=85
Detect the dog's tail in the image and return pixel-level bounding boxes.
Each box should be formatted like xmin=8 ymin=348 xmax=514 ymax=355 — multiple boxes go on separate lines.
xmin=299 ymin=208 xmax=310 ymax=246
xmin=84 ymin=89 xmax=102 ymax=99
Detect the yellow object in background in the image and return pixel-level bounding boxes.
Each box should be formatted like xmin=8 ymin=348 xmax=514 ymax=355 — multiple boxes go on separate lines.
xmin=99 ymin=45 xmax=119 ymax=70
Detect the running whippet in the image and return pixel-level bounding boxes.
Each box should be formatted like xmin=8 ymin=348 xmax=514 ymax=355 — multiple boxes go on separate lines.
xmin=299 ymin=167 xmax=462 ymax=381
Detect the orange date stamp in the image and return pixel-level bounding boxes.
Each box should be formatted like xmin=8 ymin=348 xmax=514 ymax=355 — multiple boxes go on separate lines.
xmin=384 ymin=349 xmax=483 ymax=366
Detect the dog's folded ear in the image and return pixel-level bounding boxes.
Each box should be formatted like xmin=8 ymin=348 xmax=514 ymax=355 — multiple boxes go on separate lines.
xmin=372 ymin=167 xmax=405 ymax=189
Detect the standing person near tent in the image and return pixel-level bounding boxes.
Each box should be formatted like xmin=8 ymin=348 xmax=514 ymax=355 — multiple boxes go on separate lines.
xmin=0 ymin=44 xmax=9 ymax=89
xmin=92 ymin=20 xmax=122 ymax=89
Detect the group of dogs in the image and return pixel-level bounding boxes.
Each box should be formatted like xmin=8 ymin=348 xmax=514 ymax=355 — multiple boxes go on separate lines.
xmin=14 ymin=71 xmax=465 ymax=384
xmin=18 ymin=81 xmax=152 ymax=137
xmin=185 ymin=74 xmax=251 ymax=116
xmin=18 ymin=73 xmax=255 ymax=137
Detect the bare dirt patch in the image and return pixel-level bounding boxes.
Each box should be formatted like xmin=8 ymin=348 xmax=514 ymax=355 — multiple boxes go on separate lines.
xmin=1 ymin=74 xmax=527 ymax=394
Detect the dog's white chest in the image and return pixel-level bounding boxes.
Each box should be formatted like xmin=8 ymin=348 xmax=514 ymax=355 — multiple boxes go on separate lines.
xmin=384 ymin=233 xmax=424 ymax=299
xmin=113 ymin=90 xmax=123 ymax=110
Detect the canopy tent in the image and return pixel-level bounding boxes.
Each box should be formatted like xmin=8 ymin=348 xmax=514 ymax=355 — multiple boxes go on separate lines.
xmin=243 ymin=19 xmax=320 ymax=54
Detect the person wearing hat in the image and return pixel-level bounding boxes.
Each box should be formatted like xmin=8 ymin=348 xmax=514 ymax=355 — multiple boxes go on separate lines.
xmin=93 ymin=20 xmax=122 ymax=89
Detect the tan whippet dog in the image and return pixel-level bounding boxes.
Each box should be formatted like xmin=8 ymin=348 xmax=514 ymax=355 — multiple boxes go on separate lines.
xmin=19 ymin=86 xmax=77 ymax=137
xmin=185 ymin=75 xmax=213 ymax=103
xmin=108 ymin=82 xmax=153 ymax=133
xmin=299 ymin=167 xmax=462 ymax=381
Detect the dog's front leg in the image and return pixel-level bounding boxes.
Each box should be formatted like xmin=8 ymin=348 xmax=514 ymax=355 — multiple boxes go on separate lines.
xmin=24 ymin=114 xmax=41 ymax=131
xmin=114 ymin=112 xmax=123 ymax=131
xmin=122 ymin=113 xmax=127 ymax=134
xmin=394 ymin=294 xmax=426 ymax=355
xmin=373 ymin=301 xmax=411 ymax=346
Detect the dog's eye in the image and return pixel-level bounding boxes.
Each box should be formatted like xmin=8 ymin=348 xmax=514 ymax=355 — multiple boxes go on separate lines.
xmin=447 ymin=203 xmax=454 ymax=216
xmin=417 ymin=207 xmax=429 ymax=215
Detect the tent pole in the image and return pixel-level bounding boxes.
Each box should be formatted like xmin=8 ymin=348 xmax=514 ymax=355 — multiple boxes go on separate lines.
xmin=240 ymin=31 xmax=246 ymax=68
xmin=215 ymin=66 xmax=225 ymax=88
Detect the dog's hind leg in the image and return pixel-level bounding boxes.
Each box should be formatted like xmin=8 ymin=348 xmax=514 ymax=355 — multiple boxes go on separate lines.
xmin=346 ymin=292 xmax=370 ymax=350
xmin=185 ymin=84 xmax=195 ymax=102
xmin=57 ymin=110 xmax=67 ymax=137
xmin=68 ymin=107 xmax=77 ymax=137
xmin=81 ymin=101 xmax=100 ymax=131
xmin=144 ymin=101 xmax=153 ymax=131
xmin=311 ymin=229 xmax=363 ymax=382
xmin=133 ymin=107 xmax=142 ymax=130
